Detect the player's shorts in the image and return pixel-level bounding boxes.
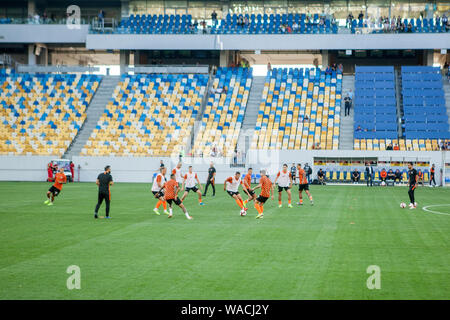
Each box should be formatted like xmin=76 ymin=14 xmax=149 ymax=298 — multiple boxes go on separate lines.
xmin=152 ymin=190 xmax=164 ymax=198
xmin=166 ymin=197 xmax=182 ymax=206
xmin=278 ymin=186 xmax=290 ymax=192
xmin=299 ymin=184 xmax=309 ymax=191
xmin=227 ymin=190 xmax=239 ymax=197
xmin=256 ymin=195 xmax=269 ymax=203
xmin=48 ymin=185 xmax=61 ymax=196
xmin=246 ymin=189 xmax=255 ymax=197
xmin=185 ymin=186 xmax=199 ymax=193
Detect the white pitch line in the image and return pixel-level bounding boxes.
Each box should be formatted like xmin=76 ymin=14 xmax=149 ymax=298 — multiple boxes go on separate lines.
xmin=422 ymin=204 xmax=450 ymax=216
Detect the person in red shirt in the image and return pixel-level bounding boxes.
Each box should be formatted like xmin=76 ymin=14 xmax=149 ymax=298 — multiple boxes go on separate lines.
xmin=252 ymin=170 xmax=274 ymax=219
xmin=162 ymin=174 xmax=192 ymax=220
xmin=69 ymin=161 xmax=75 ymax=182
xmin=44 ymin=167 xmax=67 ymax=206
xmin=47 ymin=162 xmax=54 ymax=182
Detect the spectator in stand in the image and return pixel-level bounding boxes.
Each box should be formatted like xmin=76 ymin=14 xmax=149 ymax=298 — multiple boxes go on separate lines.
xmin=34 ymin=12 xmax=40 ymax=24
xmin=160 ymin=160 xmax=165 ymax=168
xmin=267 ymin=62 xmax=272 ymax=75
xmin=337 ymin=63 xmax=343 ymax=73
xmin=344 ymin=94 xmax=351 ymax=116
xmin=386 ymin=143 xmax=393 ymax=150
xmin=407 ymin=22 xmax=413 ymax=32
xmin=393 ymin=144 xmax=400 ymax=150
xmin=293 ymin=21 xmax=299 ymax=33
xmin=351 ymin=169 xmax=360 ymax=183
xmin=325 ymin=65 xmax=332 ymax=75
xmin=358 ymin=11 xmax=364 ymax=20
xmin=387 ymin=169 xmax=396 ymax=181
xmin=317 ymin=169 xmax=325 ymax=185
xmin=394 ymin=169 xmax=402 ymax=183
xmin=211 ymin=10 xmax=218 ymax=26
xmin=98 ymin=10 xmax=104 ymax=30
xmin=380 ymin=168 xmax=387 ymax=182
xmin=286 ymin=24 xmax=292 ymax=33
xmin=347 ymin=13 xmax=354 ymax=28
xmin=244 ymin=16 xmax=249 ymax=27
xmin=356 ymin=125 xmax=362 ymax=132
xmin=330 ymin=13 xmax=336 ymax=25
xmin=201 ymin=20 xmax=207 ymax=34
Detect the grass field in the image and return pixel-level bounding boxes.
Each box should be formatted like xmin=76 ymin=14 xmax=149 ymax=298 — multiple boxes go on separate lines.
xmin=0 ymin=181 xmax=449 ymax=300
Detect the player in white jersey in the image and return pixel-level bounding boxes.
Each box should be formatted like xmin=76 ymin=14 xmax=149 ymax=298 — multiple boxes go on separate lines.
xmin=224 ymin=171 xmax=251 ymax=213
xmin=152 ymin=166 xmax=169 ymax=215
xmin=180 ymin=166 xmax=204 ymax=205
xmin=171 ymin=162 xmax=184 ymax=194
xmin=274 ymin=164 xmax=293 ymax=208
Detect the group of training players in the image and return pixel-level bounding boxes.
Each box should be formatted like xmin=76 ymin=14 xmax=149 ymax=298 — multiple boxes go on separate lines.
xmin=43 ymin=160 xmax=421 ymax=217
xmin=148 ymin=162 xmax=316 ymax=220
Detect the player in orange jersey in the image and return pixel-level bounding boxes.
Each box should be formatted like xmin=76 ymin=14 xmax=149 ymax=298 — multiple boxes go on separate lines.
xmin=252 ymin=170 xmax=274 ymax=219
xmin=162 ymin=173 xmax=193 ymax=220
xmin=297 ymin=163 xmax=314 ymax=205
xmin=274 ymin=164 xmax=293 ymax=208
xmin=44 ymin=167 xmax=67 ymax=206
xmin=242 ymin=167 xmax=257 ymax=208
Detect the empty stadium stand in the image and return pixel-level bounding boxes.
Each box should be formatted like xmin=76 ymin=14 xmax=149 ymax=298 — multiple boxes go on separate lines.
xmin=81 ymin=73 xmax=208 ymax=157
xmin=251 ymin=67 xmax=342 ymax=150
xmin=110 ymin=13 xmax=448 ymax=35
xmin=115 ymin=14 xmax=193 ymax=34
xmin=0 ymin=69 xmax=101 ymax=156
xmin=401 ymin=66 xmax=449 ymax=140
xmin=353 ymin=66 xmax=398 ymax=150
xmin=212 ymin=13 xmax=338 ymax=34
xmin=191 ymin=67 xmax=252 ymax=157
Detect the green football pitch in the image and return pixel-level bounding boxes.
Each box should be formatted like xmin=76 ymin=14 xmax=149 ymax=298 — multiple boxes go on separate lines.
xmin=0 ymin=181 xmax=449 ymax=300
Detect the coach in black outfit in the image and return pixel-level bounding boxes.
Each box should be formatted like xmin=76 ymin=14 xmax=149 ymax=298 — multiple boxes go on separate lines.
xmin=94 ymin=165 xmax=114 ymax=219
xmin=203 ymin=162 xmax=216 ymax=196
xmin=365 ymin=163 xmax=374 ymax=187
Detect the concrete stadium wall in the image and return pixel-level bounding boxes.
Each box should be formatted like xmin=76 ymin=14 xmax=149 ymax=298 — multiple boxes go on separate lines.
xmin=0 ymin=25 xmax=90 ymax=43
xmin=1 ymin=150 xmax=449 ymax=185
xmin=0 ymin=156 xmax=54 ymax=181
xmin=86 ymin=33 xmax=450 ymax=50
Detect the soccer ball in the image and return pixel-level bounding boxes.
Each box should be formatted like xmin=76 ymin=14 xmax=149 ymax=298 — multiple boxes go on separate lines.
xmin=400 ymin=202 xmax=406 ymax=208
xmin=381 ymin=181 xmax=386 ymax=186
xmin=240 ymin=209 xmax=247 ymax=216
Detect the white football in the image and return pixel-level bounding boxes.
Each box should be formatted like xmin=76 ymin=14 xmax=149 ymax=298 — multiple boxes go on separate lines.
xmin=400 ymin=202 xmax=406 ymax=208
xmin=240 ymin=209 xmax=247 ymax=216
xmin=381 ymin=181 xmax=386 ymax=186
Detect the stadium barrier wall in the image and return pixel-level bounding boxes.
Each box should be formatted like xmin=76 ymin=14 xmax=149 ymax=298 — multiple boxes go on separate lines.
xmin=0 ymin=25 xmax=90 ymax=43
xmin=1 ymin=151 xmax=449 ymax=185
xmin=86 ymin=33 xmax=450 ymax=50
xmin=17 ymin=65 xmax=100 ymax=73
xmin=0 ymin=156 xmax=54 ymax=181
xmin=126 ymin=65 xmax=209 ymax=74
